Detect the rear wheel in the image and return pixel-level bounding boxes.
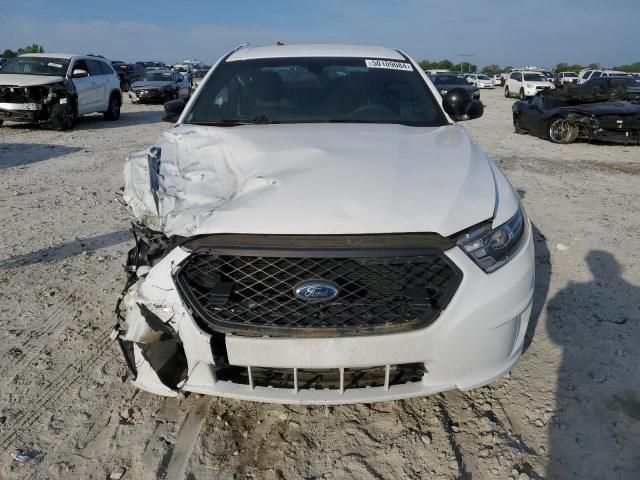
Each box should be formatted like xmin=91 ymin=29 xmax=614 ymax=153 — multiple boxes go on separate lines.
xmin=103 ymin=93 xmax=121 ymax=121
xmin=504 ymin=87 xmax=510 ymax=98
xmin=50 ymin=102 xmax=75 ymax=131
xmin=547 ymin=117 xmax=579 ymax=144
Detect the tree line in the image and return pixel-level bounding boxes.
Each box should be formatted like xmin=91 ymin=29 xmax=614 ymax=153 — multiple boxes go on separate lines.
xmin=419 ymin=59 xmax=640 ymax=74
xmin=2 ymin=44 xmax=45 ymax=58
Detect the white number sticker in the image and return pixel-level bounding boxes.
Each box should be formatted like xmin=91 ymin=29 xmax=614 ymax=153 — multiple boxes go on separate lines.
xmin=365 ymin=59 xmax=413 ymax=71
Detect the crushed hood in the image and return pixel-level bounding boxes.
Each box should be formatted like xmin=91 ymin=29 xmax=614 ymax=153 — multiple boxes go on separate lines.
xmin=0 ymin=74 xmax=65 ymax=87
xmin=124 ymin=123 xmax=497 ymax=238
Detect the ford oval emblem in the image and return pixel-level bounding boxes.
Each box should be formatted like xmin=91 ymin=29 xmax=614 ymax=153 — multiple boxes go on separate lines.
xmin=294 ymin=279 xmax=340 ymax=302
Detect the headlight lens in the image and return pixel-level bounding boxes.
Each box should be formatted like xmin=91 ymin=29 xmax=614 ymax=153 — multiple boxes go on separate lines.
xmin=456 ymin=207 xmax=526 ymax=273
xmin=526 ymin=84 xmax=534 ymax=88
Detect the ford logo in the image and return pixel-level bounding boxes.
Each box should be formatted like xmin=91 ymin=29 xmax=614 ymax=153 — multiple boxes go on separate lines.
xmin=294 ymin=280 xmax=340 ymax=302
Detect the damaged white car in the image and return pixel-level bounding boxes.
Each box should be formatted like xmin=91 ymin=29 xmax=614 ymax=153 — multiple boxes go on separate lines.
xmin=117 ymin=44 xmax=535 ymax=404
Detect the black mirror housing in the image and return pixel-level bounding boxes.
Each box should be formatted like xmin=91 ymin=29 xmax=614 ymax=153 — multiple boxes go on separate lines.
xmin=442 ymin=87 xmax=472 ymax=119
xmin=163 ymin=99 xmax=186 ymax=122
xmin=467 ymin=99 xmax=484 ymax=120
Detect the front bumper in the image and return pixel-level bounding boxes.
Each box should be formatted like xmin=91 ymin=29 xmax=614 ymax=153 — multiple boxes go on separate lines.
xmin=119 ymin=224 xmax=535 ymax=404
xmin=129 ymin=90 xmax=169 ymax=103
xmin=0 ymin=102 xmax=47 ymax=122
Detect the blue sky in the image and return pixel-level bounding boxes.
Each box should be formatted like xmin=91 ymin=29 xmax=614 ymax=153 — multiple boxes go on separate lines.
xmin=1 ymin=0 xmax=639 ymax=68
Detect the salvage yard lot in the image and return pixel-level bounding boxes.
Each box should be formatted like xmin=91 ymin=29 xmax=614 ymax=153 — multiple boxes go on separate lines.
xmin=1 ymin=90 xmax=639 ymax=479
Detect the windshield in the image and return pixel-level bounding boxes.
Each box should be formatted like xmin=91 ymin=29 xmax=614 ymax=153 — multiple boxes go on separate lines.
xmin=432 ymin=75 xmax=469 ymax=86
xmin=477 ymin=75 xmax=490 ymax=80
xmin=143 ymin=71 xmax=173 ymax=81
xmin=175 ymin=66 xmax=188 ymax=72
xmin=524 ymin=73 xmax=546 ymax=81
xmin=185 ymin=57 xmax=448 ymax=127
xmin=0 ymin=56 xmax=70 ymax=76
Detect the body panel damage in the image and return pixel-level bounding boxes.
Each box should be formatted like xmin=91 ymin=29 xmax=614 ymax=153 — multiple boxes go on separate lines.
xmin=123 ymin=123 xmax=498 ymax=239
xmin=0 ymin=76 xmax=78 ymax=123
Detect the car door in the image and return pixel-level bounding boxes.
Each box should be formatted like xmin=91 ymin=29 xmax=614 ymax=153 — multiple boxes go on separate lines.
xmin=87 ymin=59 xmax=108 ymax=111
xmin=70 ymin=59 xmax=96 ymax=114
xmin=174 ymin=72 xmax=188 ymax=98
xmin=518 ymin=95 xmax=545 ymax=133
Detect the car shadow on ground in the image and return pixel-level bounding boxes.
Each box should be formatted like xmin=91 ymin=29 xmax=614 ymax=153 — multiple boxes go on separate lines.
xmin=1 ymin=110 xmax=163 ymax=132
xmin=546 ymin=250 xmax=640 ymax=478
xmin=0 ymin=143 xmax=83 ymax=170
xmin=0 ymin=230 xmax=132 ymax=268
xmin=523 ymin=224 xmax=551 ymax=353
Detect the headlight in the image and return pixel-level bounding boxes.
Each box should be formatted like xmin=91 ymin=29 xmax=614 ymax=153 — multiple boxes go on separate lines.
xmin=526 ymin=84 xmax=534 ymax=89
xmin=455 ymin=206 xmax=526 ymax=273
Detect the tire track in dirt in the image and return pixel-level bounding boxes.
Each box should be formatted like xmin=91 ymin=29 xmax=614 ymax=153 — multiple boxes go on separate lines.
xmin=0 ymin=323 xmax=115 ymax=452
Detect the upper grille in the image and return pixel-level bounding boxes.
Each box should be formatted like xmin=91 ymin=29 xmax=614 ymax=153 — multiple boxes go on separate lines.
xmin=175 ymin=236 xmax=462 ymax=337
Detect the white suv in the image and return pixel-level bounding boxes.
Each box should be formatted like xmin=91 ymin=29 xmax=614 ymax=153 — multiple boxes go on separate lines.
xmin=0 ymin=53 xmax=121 ymax=130
xmin=504 ymin=70 xmax=552 ymax=99
xmin=119 ymin=43 xmax=534 ymax=403
xmin=577 ymin=69 xmax=633 ymax=85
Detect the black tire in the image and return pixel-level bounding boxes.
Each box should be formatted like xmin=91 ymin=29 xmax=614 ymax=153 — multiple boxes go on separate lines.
xmin=121 ymin=81 xmax=130 ymax=92
xmin=547 ymin=117 xmax=579 ymax=144
xmin=519 ymin=89 xmax=526 ymax=100
xmin=513 ymin=114 xmax=527 ymax=134
xmin=504 ymin=87 xmax=510 ymax=98
xmin=103 ymin=93 xmax=121 ymax=121
xmin=49 ymin=102 xmax=75 ymax=131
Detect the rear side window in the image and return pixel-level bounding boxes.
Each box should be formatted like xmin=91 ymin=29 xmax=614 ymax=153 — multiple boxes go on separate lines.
xmin=591 ymin=71 xmax=602 ymax=78
xmin=99 ymin=61 xmax=115 ymax=75
xmin=86 ymin=60 xmax=104 ymax=76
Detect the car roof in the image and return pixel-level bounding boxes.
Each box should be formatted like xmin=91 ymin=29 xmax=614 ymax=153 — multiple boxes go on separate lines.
xmin=20 ymin=53 xmax=78 ymax=60
xmin=226 ymin=44 xmax=405 ymax=62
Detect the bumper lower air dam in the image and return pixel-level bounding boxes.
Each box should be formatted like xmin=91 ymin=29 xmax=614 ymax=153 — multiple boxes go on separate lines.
xmin=118 ymin=228 xmax=535 ymax=404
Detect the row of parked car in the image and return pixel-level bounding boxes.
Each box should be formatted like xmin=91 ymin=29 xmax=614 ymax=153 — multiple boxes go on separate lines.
xmin=0 ymin=52 xmax=212 ymax=130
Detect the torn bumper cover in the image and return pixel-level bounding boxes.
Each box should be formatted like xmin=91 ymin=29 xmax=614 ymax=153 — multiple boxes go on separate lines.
xmin=0 ymin=82 xmax=75 ymax=122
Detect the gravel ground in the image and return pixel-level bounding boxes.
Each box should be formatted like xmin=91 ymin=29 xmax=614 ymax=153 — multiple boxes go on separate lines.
xmin=0 ymin=89 xmax=638 ymax=479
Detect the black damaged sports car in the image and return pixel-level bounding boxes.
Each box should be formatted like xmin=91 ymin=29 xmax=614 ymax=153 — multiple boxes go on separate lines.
xmin=512 ymin=81 xmax=640 ymax=144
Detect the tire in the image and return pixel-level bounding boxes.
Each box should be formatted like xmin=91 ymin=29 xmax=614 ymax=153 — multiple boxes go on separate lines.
xmin=0 ymin=119 xmax=4 ymax=127
xmin=504 ymin=87 xmax=510 ymax=98
xmin=519 ymin=89 xmax=526 ymax=100
xmin=547 ymin=117 xmax=579 ymax=144
xmin=49 ymin=102 xmax=75 ymax=131
xmin=103 ymin=93 xmax=121 ymax=121
xmin=513 ymin=114 xmax=527 ymax=134
xmin=121 ymin=81 xmax=130 ymax=92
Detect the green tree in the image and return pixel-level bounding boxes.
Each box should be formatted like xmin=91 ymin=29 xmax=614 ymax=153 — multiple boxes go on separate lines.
xmin=613 ymin=61 xmax=640 ymax=73
xmin=481 ymin=64 xmax=501 ymax=74
xmin=1 ymin=49 xmax=16 ymax=58
xmin=23 ymin=44 xmax=44 ymax=54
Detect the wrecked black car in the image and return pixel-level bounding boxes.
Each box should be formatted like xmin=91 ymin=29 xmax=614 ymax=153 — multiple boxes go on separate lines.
xmin=430 ymin=73 xmax=480 ymax=100
xmin=512 ymin=82 xmax=640 ymax=144
xmin=0 ymin=54 xmax=122 ymax=130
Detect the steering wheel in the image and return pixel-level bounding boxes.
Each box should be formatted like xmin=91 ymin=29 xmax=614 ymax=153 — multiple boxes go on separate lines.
xmin=349 ymin=104 xmax=396 ymax=117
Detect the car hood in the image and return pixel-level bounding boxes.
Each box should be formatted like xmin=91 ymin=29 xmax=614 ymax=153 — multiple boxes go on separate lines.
xmin=0 ymin=74 xmax=65 ymax=87
xmin=565 ymin=101 xmax=640 ymax=115
xmin=132 ymin=81 xmax=172 ymax=88
xmin=123 ymin=123 xmax=498 ymax=238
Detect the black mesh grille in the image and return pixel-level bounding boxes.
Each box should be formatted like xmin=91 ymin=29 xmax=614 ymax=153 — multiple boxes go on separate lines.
xmin=175 ymin=244 xmax=461 ymax=337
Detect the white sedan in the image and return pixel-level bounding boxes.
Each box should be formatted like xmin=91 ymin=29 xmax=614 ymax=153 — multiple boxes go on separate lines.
xmin=119 ymin=43 xmax=535 ymax=404
xmin=467 ymin=74 xmax=495 ymax=89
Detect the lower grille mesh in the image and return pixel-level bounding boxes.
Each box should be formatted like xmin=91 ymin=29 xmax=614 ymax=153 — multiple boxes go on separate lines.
xmin=176 ymin=246 xmax=461 ymax=337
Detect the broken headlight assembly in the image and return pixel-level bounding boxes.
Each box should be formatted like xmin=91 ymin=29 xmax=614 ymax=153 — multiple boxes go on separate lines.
xmin=455 ymin=206 xmax=526 ymax=273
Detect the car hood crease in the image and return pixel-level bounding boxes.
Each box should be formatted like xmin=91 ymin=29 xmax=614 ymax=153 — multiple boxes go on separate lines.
xmin=123 ymin=123 xmax=497 ymax=237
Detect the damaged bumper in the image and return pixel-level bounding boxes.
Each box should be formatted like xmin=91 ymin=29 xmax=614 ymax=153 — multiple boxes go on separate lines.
xmin=115 ymin=225 xmax=535 ymax=404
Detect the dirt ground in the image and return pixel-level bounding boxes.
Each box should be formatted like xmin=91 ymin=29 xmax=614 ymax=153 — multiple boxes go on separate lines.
xmin=1 ymin=88 xmax=639 ymax=480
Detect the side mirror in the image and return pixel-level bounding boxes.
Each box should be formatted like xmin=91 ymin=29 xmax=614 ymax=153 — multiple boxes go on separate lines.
xmin=163 ymin=99 xmax=186 ymax=122
xmin=72 ymin=69 xmax=89 ymax=78
xmin=467 ymin=99 xmax=484 ymax=120
xmin=442 ymin=87 xmax=472 ymax=120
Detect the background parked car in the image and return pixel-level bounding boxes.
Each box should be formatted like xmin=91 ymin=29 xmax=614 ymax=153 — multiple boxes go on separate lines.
xmin=504 ymin=70 xmax=552 ymax=99
xmin=113 ymin=63 xmax=144 ymax=92
xmin=555 ymin=71 xmax=579 ymax=86
xmin=129 ymin=69 xmax=190 ymax=103
xmin=0 ymin=53 xmax=121 ymax=130
xmin=173 ymin=63 xmax=194 ymax=84
xmin=431 ymin=73 xmax=481 ymax=99
xmin=192 ymin=68 xmax=209 ymax=90
xmin=492 ymin=73 xmax=503 ymax=86
xmin=467 ymin=74 xmax=495 ymax=89
xmin=577 ymin=69 xmax=633 ymax=84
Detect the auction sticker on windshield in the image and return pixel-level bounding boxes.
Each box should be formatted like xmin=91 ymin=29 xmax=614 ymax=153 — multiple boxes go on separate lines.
xmin=365 ymin=59 xmax=413 ymax=71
